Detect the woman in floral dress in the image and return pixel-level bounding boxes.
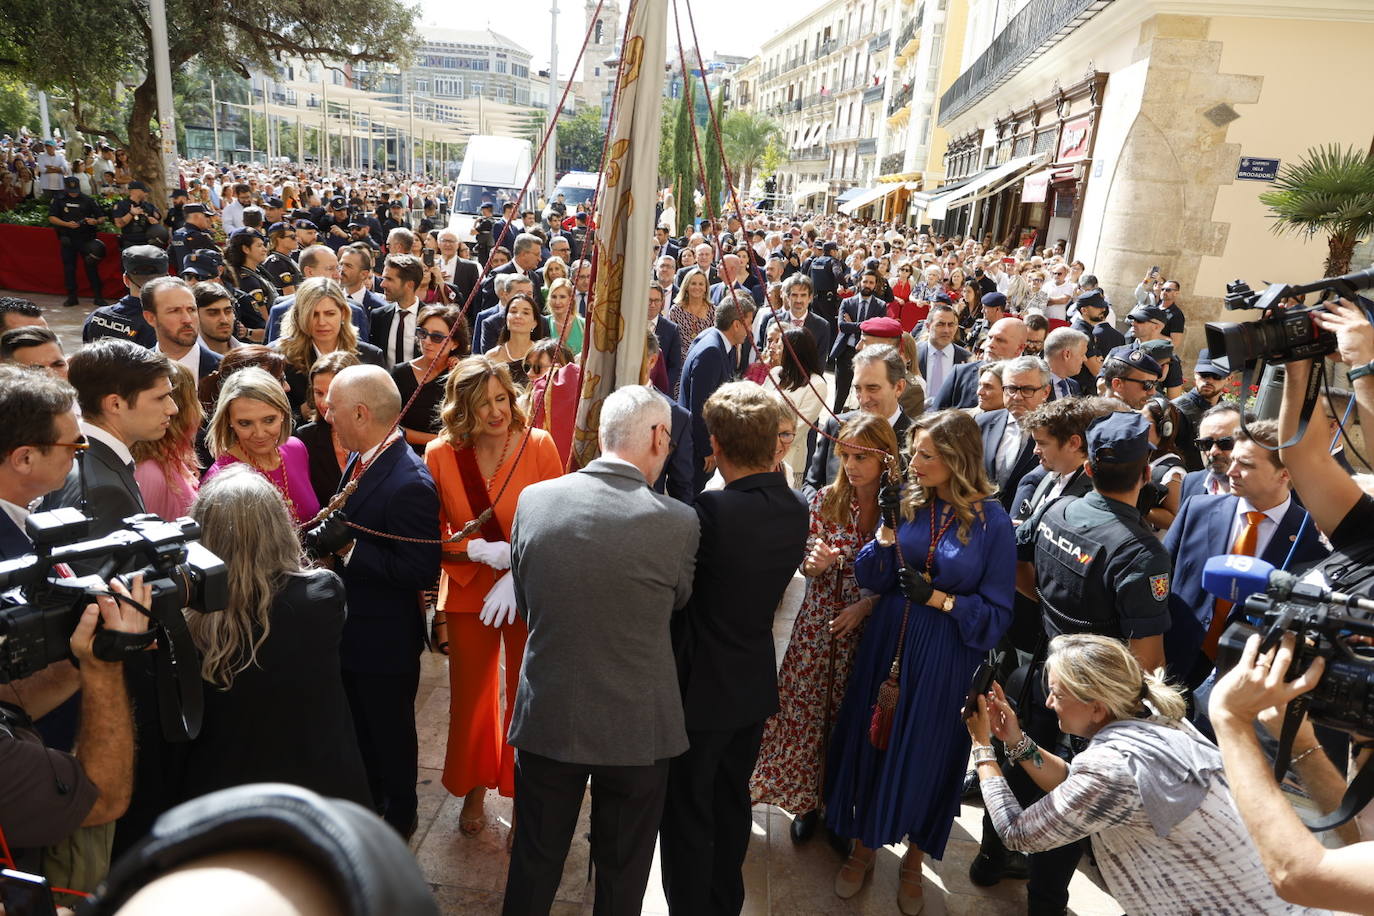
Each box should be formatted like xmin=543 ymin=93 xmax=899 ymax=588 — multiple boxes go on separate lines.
xmin=751 ymin=413 xmax=900 ymax=842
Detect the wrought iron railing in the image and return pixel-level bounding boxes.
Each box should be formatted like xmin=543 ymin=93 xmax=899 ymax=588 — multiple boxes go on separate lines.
xmin=869 ymin=30 xmax=891 ymax=53
xmin=880 ymin=151 xmax=903 ymax=173
xmin=887 ymin=83 xmax=913 ymax=116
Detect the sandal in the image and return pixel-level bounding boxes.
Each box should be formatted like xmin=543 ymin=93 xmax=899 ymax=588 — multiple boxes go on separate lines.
xmin=430 ymin=611 xmax=449 ymax=656
xmin=834 ymin=847 xmax=875 ymax=899
xmin=459 ymin=788 xmax=485 ymax=837
xmin=898 ymin=853 xmax=925 ymax=914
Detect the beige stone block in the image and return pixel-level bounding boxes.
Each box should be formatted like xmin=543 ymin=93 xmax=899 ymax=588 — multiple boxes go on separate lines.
xmin=1117 ymin=126 xmax=1185 ymax=181
xmin=1188 ymin=72 xmax=1264 ymax=106
xmin=1141 ymin=69 xmax=1190 ymax=105
xmin=1146 ymin=39 xmax=1223 ymax=74
xmin=1140 ymin=13 xmax=1212 ymax=44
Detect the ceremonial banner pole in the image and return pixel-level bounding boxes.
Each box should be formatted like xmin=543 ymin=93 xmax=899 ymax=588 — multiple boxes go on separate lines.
xmin=570 ymin=0 xmax=665 ymax=466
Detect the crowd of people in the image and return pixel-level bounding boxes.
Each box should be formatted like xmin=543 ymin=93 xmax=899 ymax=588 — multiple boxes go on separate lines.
xmin=0 ymin=143 xmax=1372 ymax=916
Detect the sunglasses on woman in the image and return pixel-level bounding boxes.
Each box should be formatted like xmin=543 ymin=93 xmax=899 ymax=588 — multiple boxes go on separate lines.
xmin=415 ymin=328 xmax=450 ymax=344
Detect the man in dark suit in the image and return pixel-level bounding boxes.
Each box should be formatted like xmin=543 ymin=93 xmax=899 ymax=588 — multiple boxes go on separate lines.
xmin=1010 ymin=395 xmax=1105 ymax=525
xmin=829 ymin=270 xmax=891 ymax=412
xmin=915 ymin=303 xmax=970 ymax=384
xmin=977 ymin=356 xmax=1051 ymax=513
xmin=0 ymin=367 xmax=82 ymax=560
xmin=265 ymin=246 xmax=370 ymax=342
xmin=639 ymin=329 xmax=694 ymax=504
xmin=437 ymin=229 xmax=480 ymax=305
xmin=930 ymin=316 xmax=1028 ymax=411
xmin=661 ymin=383 xmax=808 ymax=915
xmin=490 ymin=202 xmax=518 ymax=257
xmin=1180 ymin=403 xmax=1243 ymax=502
xmin=708 ymin=253 xmax=752 ymax=307
xmin=369 ymin=253 xmax=426 ymax=370
xmin=649 ymin=284 xmax=683 ymax=397
xmin=1043 ymin=326 xmax=1089 ymax=400
xmin=1163 ymin=418 xmax=1327 ymax=690
xmin=756 ymin=274 xmax=831 ymax=371
xmin=139 ymin=276 xmax=221 ymax=381
xmin=315 ymin=365 xmax=441 ymax=838
xmin=654 ymin=224 xmax=682 ymax=262
xmin=678 ymin=298 xmax=757 ymax=494
xmin=503 ymin=385 xmax=699 ymax=916
xmin=48 ymin=340 xmax=175 ymax=539
xmin=477 ymin=233 xmax=544 ymax=315
xmin=804 ymin=346 xmax=910 ymax=501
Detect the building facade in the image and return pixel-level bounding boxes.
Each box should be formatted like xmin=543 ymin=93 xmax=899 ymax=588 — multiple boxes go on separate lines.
xmin=922 ymin=0 xmax=1374 ymax=349
xmin=404 ymin=27 xmax=536 ymax=112
xmin=582 ymin=0 xmax=623 ymax=114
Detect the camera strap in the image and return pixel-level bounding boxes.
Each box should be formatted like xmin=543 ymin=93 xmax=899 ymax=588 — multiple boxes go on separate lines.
xmin=1239 ymin=356 xmax=1324 ymax=452
xmin=1301 ymin=746 xmax=1374 ymax=833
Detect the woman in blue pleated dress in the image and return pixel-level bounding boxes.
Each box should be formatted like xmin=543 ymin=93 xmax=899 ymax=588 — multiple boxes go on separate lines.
xmin=824 ymin=408 xmax=1015 ymax=915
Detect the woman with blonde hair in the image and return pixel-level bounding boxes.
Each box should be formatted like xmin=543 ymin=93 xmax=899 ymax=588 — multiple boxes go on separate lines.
xmin=968 ymin=635 xmax=1309 ymax=916
xmin=202 ymin=367 xmax=320 ymax=525
xmin=180 ymin=464 xmax=370 ymax=806
xmin=275 ymin=276 xmax=384 ymax=417
xmin=132 ymin=362 xmax=202 ymax=520
xmin=669 ymin=266 xmax=715 ymax=371
xmin=826 ymin=408 xmax=1014 ymax=913
xmin=543 ymin=276 xmax=584 ymax=355
xmin=540 ymin=255 xmax=569 ymax=285
xmin=424 ymin=356 xmax=563 ymax=841
xmin=752 ymin=414 xmax=900 ymax=842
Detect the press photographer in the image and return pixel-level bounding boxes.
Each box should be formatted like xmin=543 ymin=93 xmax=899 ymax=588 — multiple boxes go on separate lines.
xmin=1210 ymin=294 xmax=1374 ymax=911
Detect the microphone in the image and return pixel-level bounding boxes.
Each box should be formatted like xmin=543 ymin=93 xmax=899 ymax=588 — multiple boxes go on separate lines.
xmin=1202 ymin=554 xmax=1374 ymax=614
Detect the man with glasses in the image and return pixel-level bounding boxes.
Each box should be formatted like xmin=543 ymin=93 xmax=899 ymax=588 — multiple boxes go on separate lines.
xmin=0 ymin=366 xmax=83 ymax=558
xmin=1158 ymin=279 xmax=1186 ymax=351
xmin=1102 ymin=346 xmax=1163 ymax=409
xmin=1070 ymin=289 xmax=1125 ymax=377
xmin=1180 ymin=403 xmax=1244 ymax=501
xmin=977 ymin=356 xmax=1051 ymax=512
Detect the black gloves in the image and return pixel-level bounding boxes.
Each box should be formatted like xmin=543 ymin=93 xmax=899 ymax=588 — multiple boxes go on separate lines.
xmin=303 ymin=510 xmax=352 ymax=559
xmin=878 ymin=471 xmax=903 ymax=530
xmin=898 ymin=566 xmax=934 ymax=605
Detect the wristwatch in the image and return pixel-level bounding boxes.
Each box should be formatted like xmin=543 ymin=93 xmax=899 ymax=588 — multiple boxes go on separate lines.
xmin=1348 ymin=360 xmax=1374 ymax=382
xmin=941 ymin=593 xmax=956 ymax=613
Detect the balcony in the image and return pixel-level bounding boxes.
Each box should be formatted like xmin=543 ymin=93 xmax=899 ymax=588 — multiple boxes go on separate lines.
xmin=813 ymin=38 xmax=840 ymax=60
xmin=939 ymin=0 xmax=1114 ymax=125
xmin=895 ymin=17 xmax=918 ymax=51
xmin=862 ymin=83 xmax=885 ymax=104
xmin=881 ymin=152 xmax=904 ymax=173
xmin=886 ymin=82 xmax=913 ymax=117
xmin=868 ymin=30 xmax=891 ymax=53
xmin=831 ymin=123 xmax=863 ymax=142
xmin=792 ymin=146 xmax=829 ymax=162
xmin=858 ymin=138 xmax=878 ymax=156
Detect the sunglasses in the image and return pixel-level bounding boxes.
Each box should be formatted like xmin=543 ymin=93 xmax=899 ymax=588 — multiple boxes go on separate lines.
xmin=1120 ymin=377 xmax=1158 ymax=391
xmin=1196 ymin=371 xmax=1224 ymax=381
xmin=1194 ymin=436 xmax=1235 ymax=452
xmin=414 ymin=329 xmax=450 ymax=344
xmin=31 ymin=436 xmax=89 ymax=452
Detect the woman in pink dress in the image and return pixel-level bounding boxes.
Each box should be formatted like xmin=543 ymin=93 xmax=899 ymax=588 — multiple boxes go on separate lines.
xmin=202 ymin=366 xmax=320 ymax=526
xmin=132 ymin=362 xmax=203 ymax=520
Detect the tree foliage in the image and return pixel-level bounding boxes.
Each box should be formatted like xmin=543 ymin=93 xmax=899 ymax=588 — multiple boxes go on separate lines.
xmin=671 ymin=76 xmax=696 ymax=236
xmin=556 ymin=107 xmax=605 ymax=173
xmin=702 ymin=90 xmax=723 ymax=221
xmin=0 ymin=0 xmax=418 ymax=205
xmin=1259 ymin=144 xmax=1374 ymax=277
xmin=721 ymin=108 xmax=780 ymax=199
xmin=658 ymin=97 xmax=677 ymax=188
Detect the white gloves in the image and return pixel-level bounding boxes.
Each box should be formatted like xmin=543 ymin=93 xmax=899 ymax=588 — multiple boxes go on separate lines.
xmin=468 ymin=538 xmax=512 ymax=571
xmin=479 ymin=571 xmax=519 ymax=627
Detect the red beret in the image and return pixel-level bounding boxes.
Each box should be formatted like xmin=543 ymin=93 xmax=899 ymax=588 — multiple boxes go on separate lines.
xmin=860 ymin=316 xmax=903 ymax=339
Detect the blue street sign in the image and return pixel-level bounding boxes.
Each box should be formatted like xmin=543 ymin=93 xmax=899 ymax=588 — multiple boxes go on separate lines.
xmin=1237 ymin=157 xmax=1281 ymax=181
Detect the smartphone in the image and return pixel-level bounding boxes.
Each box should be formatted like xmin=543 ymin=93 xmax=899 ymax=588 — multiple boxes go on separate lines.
xmin=0 ymin=869 xmax=58 ymax=916
xmin=961 ymin=663 xmax=997 ymax=720
xmin=1150 ymin=265 xmax=1160 ymax=276
xmin=423 ymin=249 xmax=435 ymax=267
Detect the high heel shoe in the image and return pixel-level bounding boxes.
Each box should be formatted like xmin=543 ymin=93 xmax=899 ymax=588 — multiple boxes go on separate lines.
xmin=833 ymin=849 xmax=875 ymax=899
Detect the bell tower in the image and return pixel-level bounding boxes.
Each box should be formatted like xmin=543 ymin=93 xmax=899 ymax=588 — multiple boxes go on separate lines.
xmin=581 ymin=0 xmax=621 ymax=114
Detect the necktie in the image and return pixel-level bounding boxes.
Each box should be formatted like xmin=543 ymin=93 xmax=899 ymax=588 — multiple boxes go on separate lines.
xmin=393 ymin=309 xmax=407 ymax=366
xmin=1058 ymin=379 xmax=1071 ymax=398
xmin=1203 ymin=510 xmax=1267 ymax=658
xmin=928 ymin=348 xmax=944 ymax=395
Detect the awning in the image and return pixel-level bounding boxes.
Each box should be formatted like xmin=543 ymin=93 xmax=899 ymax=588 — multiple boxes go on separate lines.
xmin=922 ymin=152 xmax=1046 ymax=220
xmin=837 ymin=183 xmax=891 ymax=215
xmin=790 ymin=180 xmax=828 ymax=204
xmin=836 ymin=186 xmax=873 ymax=204
xmin=815 ymin=123 xmax=830 ymax=146
xmin=801 ymin=124 xmax=820 ymax=148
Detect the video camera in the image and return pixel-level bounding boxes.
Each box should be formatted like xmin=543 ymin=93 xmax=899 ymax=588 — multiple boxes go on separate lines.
xmin=0 ymin=507 xmax=228 ymax=741
xmin=1204 ymin=266 xmax=1374 ymax=368
xmin=1207 ymin=553 xmax=1374 ymax=828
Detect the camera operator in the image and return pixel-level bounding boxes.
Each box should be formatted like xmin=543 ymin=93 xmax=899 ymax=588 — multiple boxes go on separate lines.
xmin=0 ymin=577 xmax=150 ymax=884
xmin=0 ymin=366 xmax=82 ymax=560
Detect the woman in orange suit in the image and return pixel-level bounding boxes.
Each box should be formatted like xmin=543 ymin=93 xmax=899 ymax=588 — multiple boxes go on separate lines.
xmin=425 ymin=355 xmax=563 ymax=839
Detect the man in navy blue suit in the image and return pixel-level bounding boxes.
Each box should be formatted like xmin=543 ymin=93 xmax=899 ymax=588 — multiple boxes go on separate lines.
xmin=316 ymin=365 xmax=441 ymax=838
xmin=929 ymin=316 xmax=1027 ymax=411
xmin=649 ymin=284 xmax=683 ymax=398
xmin=1179 ymin=402 xmax=1244 ymax=502
xmin=1042 ymin=326 xmax=1089 ymax=400
xmin=977 ymin=356 xmax=1051 ymax=512
xmin=0 ymin=367 xmax=81 ymax=560
xmin=140 ymin=277 xmax=221 ymax=381
xmin=756 ymin=274 xmax=831 ymax=372
xmin=642 ymin=329 xmax=693 ymax=504
xmin=827 ymin=270 xmax=888 ymax=412
xmin=915 ymin=304 xmax=970 ymax=388
xmin=265 ymin=246 xmax=370 ymax=342
xmin=1163 ymin=418 xmax=1328 ymax=689
xmin=678 ymin=298 xmax=756 ymax=494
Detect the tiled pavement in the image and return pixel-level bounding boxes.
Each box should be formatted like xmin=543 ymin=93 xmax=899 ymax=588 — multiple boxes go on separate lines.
xmin=11 ymin=287 xmax=1123 ymax=915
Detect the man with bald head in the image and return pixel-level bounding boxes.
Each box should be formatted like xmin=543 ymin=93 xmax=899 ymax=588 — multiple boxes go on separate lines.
xmin=928 ymin=316 xmax=1028 ymax=411
xmin=264 ymin=245 xmax=370 ymax=341
xmin=314 ymin=364 xmax=440 ymax=838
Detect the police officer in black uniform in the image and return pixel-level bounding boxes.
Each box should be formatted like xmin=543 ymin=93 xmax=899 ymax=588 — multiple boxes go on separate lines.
xmin=802 ymin=240 xmax=843 ymax=338
xmin=262 ymin=195 xmax=285 ymax=227
xmin=292 ymin=217 xmax=320 ymax=259
xmin=111 ymin=181 xmax=168 ymax=250
xmin=970 ymin=410 xmax=1171 ymax=914
xmin=319 ymin=197 xmax=353 ymax=252
xmin=168 ymin=203 xmax=216 ymax=275
xmin=165 ymin=187 xmax=189 ymax=231
xmin=180 ymin=248 xmax=225 ymax=283
xmin=473 ymin=202 xmax=496 ymax=264
xmin=48 ymin=176 xmax=108 ymax=308
xmin=81 ymin=245 xmax=165 ymax=347
xmin=261 ymin=222 xmax=305 ymax=294
xmin=380 ymin=201 xmax=409 ymax=237
xmin=1069 ymin=289 xmax=1124 ymax=378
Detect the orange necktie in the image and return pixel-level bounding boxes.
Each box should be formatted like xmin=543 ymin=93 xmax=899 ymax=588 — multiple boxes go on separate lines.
xmin=1203 ymin=510 xmax=1267 ymax=659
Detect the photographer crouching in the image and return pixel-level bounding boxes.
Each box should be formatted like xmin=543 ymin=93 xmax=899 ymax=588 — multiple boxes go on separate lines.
xmin=1211 ymin=295 xmax=1374 ymax=911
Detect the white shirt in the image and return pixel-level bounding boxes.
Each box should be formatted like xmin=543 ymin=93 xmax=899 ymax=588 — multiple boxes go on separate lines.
xmin=385 ymin=301 xmax=418 ymax=369
xmin=439 ymin=254 xmax=458 ymax=283
xmin=82 ymin=421 xmax=135 ymax=468
xmin=994 ymin=414 xmax=1026 ymax=485
xmin=1226 ymin=494 xmax=1291 ymax=559
xmin=0 ymin=498 xmax=31 ymax=542
xmin=156 ymin=341 xmax=203 ymax=379
xmin=1042 ymin=280 xmax=1075 ymax=320
xmin=35 ymin=151 xmax=68 ymax=191
xmin=221 ymin=199 xmax=246 ymax=235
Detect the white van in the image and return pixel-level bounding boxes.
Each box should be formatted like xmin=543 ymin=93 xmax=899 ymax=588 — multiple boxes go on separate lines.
xmin=550 ymin=171 xmax=600 ymax=210
xmin=448 ymin=135 xmax=538 ymax=242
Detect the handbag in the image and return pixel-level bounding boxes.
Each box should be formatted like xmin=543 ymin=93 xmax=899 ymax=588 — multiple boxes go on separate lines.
xmin=868 ymin=501 xmax=956 ymax=750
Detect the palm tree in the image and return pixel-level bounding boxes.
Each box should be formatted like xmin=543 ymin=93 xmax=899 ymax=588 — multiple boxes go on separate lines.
xmin=721 ymin=108 xmax=781 ymax=202
xmin=1258 ymin=144 xmax=1374 ymax=276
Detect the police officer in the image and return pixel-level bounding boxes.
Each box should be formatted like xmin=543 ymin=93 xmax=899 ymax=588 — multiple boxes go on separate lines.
xmin=1069 ymin=289 xmax=1124 ymax=378
xmin=111 ymin=181 xmax=168 ymax=249
xmin=168 ymin=203 xmax=216 ymax=275
xmin=319 ymin=197 xmax=353 ymax=252
xmin=292 ymin=217 xmax=320 ymax=259
xmin=261 ymin=222 xmax=304 ymax=294
xmin=971 ymin=410 xmax=1171 ymax=910
xmin=262 ymin=195 xmax=285 ymax=227
xmin=966 ymin=291 xmax=1008 ymax=357
xmin=165 ymin=187 xmax=189 ymax=231
xmin=81 ymin=245 xmax=166 ymax=347
xmin=180 ymin=248 xmax=225 ymax=284
xmin=803 ymin=240 xmax=843 ymax=336
xmin=473 ymin=202 xmax=496 ymax=264
xmin=380 ymin=200 xmax=409 ymax=237
xmin=48 ymin=176 xmax=108 ymax=308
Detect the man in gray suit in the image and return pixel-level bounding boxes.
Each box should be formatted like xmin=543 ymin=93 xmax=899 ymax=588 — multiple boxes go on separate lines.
xmin=503 ymin=385 xmax=700 ymax=916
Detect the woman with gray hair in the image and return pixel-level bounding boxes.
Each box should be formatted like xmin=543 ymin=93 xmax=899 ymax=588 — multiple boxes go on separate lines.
xmin=967 ymin=634 xmax=1321 ymax=916
xmin=179 ymin=464 xmax=371 ymax=807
